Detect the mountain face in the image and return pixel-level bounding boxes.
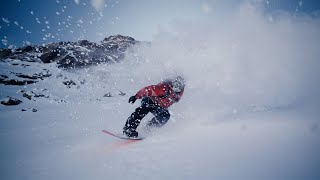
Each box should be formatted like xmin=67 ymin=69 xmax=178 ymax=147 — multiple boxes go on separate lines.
xmin=0 ymin=34 xmax=137 ymax=69
xmin=0 ymin=35 xmax=140 ymax=106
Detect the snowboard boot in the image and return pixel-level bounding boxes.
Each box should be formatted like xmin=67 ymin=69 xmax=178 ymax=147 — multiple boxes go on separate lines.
xmin=123 ymin=115 xmax=141 ymax=138
xmin=123 ymin=128 xmax=138 ymax=138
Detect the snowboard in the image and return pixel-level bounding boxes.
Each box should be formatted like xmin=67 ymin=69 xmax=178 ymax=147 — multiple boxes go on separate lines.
xmin=102 ymin=130 xmax=144 ymax=140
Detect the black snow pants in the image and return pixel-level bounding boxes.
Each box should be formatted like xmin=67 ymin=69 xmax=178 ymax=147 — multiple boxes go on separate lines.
xmin=124 ymin=97 xmax=170 ymax=131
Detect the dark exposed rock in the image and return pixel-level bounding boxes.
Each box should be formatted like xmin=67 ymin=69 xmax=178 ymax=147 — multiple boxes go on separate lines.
xmin=1 ymin=97 xmax=22 ymax=106
xmin=62 ymin=80 xmax=76 ymax=86
xmin=20 ymin=90 xmax=49 ymax=100
xmin=21 ymin=45 xmax=35 ymax=53
xmin=62 ymin=80 xmax=76 ymax=88
xmin=0 ymin=78 xmax=37 ymax=85
xmin=40 ymin=50 xmax=60 ymax=63
xmin=78 ymin=40 xmax=99 ymax=48
xmin=1 ymin=75 xmax=8 ymax=79
xmin=57 ymin=54 xmax=81 ymax=68
xmin=16 ymin=74 xmax=39 ymax=80
xmin=33 ymin=94 xmax=46 ymax=98
xmin=21 ymin=108 xmax=38 ymax=112
xmin=23 ymin=93 xmax=32 ymax=100
xmin=79 ymin=79 xmax=86 ymax=85
xmin=101 ymin=34 xmax=135 ymax=44
xmin=118 ymin=91 xmax=126 ymax=96
xmin=103 ymin=93 xmax=113 ymax=97
xmin=0 ymin=49 xmax=12 ymax=59
xmin=0 ymin=70 xmax=51 ymax=86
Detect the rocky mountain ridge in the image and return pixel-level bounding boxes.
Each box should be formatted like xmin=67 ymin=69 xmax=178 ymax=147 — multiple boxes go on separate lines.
xmin=0 ymin=35 xmax=140 ymax=108
xmin=0 ymin=34 xmax=138 ymax=69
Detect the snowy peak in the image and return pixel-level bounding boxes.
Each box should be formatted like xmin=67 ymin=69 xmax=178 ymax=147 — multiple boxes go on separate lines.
xmin=0 ymin=35 xmax=138 ymax=69
xmin=101 ymin=34 xmax=136 ymax=45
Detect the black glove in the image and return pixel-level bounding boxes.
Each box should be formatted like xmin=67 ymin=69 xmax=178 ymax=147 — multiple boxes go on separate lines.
xmin=128 ymin=96 xmax=137 ymax=104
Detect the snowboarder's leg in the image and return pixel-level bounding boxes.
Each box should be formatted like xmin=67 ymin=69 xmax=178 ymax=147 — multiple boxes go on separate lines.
xmin=124 ymin=106 xmax=149 ymax=129
xmin=123 ymin=97 xmax=155 ymax=137
xmin=148 ymin=107 xmax=170 ymax=128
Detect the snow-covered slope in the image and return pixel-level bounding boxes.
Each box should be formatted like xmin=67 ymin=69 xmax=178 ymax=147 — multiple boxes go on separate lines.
xmin=1 ymin=42 xmax=319 ymax=180
xmin=1 ymin=6 xmax=320 ymax=180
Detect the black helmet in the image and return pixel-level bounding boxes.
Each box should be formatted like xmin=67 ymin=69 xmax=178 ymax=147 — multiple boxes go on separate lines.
xmin=172 ymin=76 xmax=185 ymax=93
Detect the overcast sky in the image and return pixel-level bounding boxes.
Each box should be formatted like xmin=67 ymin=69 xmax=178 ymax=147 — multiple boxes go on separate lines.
xmin=0 ymin=0 xmax=320 ymax=48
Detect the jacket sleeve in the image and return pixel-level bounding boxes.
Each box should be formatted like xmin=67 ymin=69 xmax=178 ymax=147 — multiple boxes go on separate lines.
xmin=135 ymin=83 xmax=167 ymax=99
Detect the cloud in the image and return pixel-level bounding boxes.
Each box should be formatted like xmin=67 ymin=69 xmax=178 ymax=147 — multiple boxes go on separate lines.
xmin=91 ymin=0 xmax=105 ymax=11
xmin=74 ymin=0 xmax=80 ymax=5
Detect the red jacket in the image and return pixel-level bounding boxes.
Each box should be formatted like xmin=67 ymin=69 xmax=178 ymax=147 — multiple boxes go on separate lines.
xmin=135 ymin=82 xmax=184 ymax=108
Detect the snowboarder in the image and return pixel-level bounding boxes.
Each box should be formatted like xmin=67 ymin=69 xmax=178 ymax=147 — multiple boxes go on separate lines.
xmin=123 ymin=76 xmax=185 ymax=138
